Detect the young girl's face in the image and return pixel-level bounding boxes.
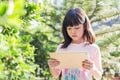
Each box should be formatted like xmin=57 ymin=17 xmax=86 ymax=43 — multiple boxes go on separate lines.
xmin=67 ymin=24 xmax=84 ymax=43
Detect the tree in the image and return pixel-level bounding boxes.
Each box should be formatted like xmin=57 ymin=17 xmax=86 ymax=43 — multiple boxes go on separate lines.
xmin=29 ymin=0 xmax=120 ymax=79
xmin=1 ymin=0 xmax=119 ymax=79
xmin=95 ymin=25 xmax=120 ymax=79
xmin=0 ymin=0 xmax=37 ymax=79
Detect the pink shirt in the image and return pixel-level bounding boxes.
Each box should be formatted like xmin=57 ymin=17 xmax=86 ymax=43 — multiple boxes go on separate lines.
xmin=55 ymin=42 xmax=103 ymax=80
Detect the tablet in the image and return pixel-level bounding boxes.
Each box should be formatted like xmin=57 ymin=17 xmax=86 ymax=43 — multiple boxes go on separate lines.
xmin=49 ymin=52 xmax=88 ymax=69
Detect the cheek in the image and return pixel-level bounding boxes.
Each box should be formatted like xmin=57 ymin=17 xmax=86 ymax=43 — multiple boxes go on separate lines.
xmin=80 ymin=27 xmax=84 ymax=35
xmin=66 ymin=30 xmax=70 ymax=37
xmin=67 ymin=30 xmax=71 ymax=35
xmin=77 ymin=29 xmax=84 ymax=36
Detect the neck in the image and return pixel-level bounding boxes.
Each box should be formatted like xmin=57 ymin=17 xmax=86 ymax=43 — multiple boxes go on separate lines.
xmin=72 ymin=39 xmax=85 ymax=44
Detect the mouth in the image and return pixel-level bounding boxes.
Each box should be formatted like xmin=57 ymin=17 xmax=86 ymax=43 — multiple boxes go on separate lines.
xmin=72 ymin=35 xmax=77 ymax=37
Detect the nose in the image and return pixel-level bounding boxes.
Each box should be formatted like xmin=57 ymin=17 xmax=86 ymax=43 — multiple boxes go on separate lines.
xmin=71 ymin=28 xmax=76 ymax=34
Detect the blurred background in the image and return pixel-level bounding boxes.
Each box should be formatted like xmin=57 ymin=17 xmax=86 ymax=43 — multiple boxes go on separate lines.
xmin=0 ymin=0 xmax=120 ymax=80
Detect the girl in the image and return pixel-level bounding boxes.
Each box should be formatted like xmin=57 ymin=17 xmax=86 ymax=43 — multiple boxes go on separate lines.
xmin=48 ymin=7 xmax=103 ymax=80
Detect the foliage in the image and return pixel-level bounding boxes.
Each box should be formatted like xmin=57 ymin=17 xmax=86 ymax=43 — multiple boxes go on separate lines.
xmin=28 ymin=0 xmax=120 ymax=79
xmin=0 ymin=0 xmax=120 ymax=79
xmin=20 ymin=1 xmax=61 ymax=78
xmin=95 ymin=25 xmax=120 ymax=79
xmin=0 ymin=0 xmax=37 ymax=79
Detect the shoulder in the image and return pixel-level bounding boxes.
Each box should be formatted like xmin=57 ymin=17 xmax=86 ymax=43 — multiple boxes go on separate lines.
xmin=56 ymin=43 xmax=63 ymax=52
xmin=85 ymin=43 xmax=100 ymax=53
xmin=57 ymin=44 xmax=63 ymax=49
xmin=87 ymin=43 xmax=100 ymax=49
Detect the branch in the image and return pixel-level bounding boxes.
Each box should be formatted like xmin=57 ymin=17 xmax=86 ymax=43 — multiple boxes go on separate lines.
xmin=95 ymin=26 xmax=120 ymax=36
xmin=91 ymin=10 xmax=120 ymax=23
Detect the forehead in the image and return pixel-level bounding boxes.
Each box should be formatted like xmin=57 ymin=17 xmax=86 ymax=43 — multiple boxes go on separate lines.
xmin=67 ymin=24 xmax=83 ymax=27
xmin=65 ymin=12 xmax=85 ymax=27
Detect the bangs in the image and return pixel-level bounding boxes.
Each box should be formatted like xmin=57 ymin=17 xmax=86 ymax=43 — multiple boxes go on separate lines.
xmin=63 ymin=9 xmax=85 ymax=27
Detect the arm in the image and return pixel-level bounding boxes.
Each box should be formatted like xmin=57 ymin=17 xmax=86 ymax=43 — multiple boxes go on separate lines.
xmin=90 ymin=46 xmax=103 ymax=80
xmin=90 ymin=63 xmax=103 ymax=80
xmin=48 ymin=44 xmax=63 ymax=79
xmin=49 ymin=67 xmax=61 ymax=79
xmin=48 ymin=58 xmax=62 ymax=79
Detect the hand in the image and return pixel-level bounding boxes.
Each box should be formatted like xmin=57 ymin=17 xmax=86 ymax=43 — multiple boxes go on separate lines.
xmin=82 ymin=59 xmax=93 ymax=70
xmin=48 ymin=58 xmax=60 ymax=69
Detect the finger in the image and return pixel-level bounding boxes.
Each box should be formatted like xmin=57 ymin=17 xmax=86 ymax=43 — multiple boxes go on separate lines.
xmin=50 ymin=58 xmax=60 ymax=62
xmin=83 ymin=60 xmax=93 ymax=66
xmin=82 ymin=63 xmax=93 ymax=70
xmin=48 ymin=59 xmax=57 ymax=63
xmin=82 ymin=60 xmax=90 ymax=64
xmin=48 ymin=59 xmax=60 ymax=64
xmin=49 ymin=61 xmax=60 ymax=67
xmin=50 ymin=58 xmax=57 ymax=60
xmin=83 ymin=60 xmax=90 ymax=63
xmin=82 ymin=65 xmax=90 ymax=70
xmin=84 ymin=63 xmax=92 ymax=68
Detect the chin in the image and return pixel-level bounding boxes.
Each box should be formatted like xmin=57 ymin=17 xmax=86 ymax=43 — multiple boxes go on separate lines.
xmin=72 ymin=39 xmax=79 ymax=41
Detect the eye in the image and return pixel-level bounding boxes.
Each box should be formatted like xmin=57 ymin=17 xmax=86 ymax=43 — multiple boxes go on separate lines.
xmin=67 ymin=27 xmax=72 ymax=30
xmin=74 ymin=27 xmax=80 ymax=29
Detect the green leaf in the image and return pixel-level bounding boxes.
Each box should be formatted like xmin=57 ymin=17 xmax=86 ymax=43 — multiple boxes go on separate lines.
xmin=0 ymin=2 xmax=8 ymax=16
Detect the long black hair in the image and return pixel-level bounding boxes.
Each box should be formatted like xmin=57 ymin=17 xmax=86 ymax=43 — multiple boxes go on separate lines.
xmin=61 ymin=8 xmax=96 ymax=48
